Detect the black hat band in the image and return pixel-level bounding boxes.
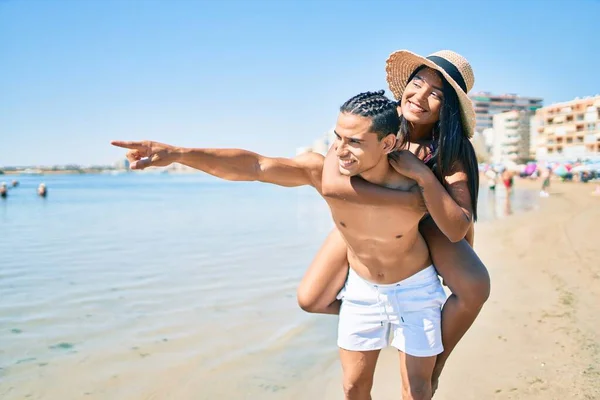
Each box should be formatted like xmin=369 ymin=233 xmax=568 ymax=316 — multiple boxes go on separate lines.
xmin=426 ymin=55 xmax=467 ymax=93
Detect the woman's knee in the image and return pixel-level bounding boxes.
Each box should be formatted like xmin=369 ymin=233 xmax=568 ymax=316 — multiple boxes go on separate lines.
xmin=470 ymin=261 xmax=491 ymax=304
xmin=296 ymin=289 xmax=320 ymax=313
xmin=454 ymin=262 xmax=491 ymax=309
xmin=296 ymin=284 xmax=331 ymax=313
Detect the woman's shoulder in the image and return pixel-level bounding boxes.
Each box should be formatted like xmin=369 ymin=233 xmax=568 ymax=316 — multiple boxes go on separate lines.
xmin=406 ymin=141 xmax=434 ymax=162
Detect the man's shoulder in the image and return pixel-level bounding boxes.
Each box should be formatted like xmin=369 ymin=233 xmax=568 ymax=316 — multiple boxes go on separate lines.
xmin=292 ymin=151 xmax=324 ymax=188
xmin=293 ymin=151 xmax=325 ymax=171
xmin=385 ymin=162 xmax=419 ymax=190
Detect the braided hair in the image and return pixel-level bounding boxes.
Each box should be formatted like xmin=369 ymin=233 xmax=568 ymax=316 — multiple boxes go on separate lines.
xmin=340 ymin=90 xmax=400 ymax=140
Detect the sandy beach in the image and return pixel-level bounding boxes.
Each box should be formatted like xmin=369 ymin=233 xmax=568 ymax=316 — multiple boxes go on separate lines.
xmin=318 ymin=180 xmax=600 ymax=399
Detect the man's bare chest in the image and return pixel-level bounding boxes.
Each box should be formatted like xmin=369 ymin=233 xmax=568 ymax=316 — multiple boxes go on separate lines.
xmin=326 ymin=198 xmax=421 ymax=241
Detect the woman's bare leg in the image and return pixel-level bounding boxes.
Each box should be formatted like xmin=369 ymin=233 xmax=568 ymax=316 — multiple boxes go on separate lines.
xmin=419 ymin=217 xmax=491 ymax=393
xmin=297 ymin=228 xmax=349 ymax=315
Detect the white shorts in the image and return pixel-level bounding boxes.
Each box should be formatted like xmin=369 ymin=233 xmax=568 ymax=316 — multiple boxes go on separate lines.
xmin=337 ymin=266 xmax=447 ymax=357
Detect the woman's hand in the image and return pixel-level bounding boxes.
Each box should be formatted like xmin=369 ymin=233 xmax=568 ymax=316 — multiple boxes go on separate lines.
xmin=388 ymin=150 xmax=430 ymax=183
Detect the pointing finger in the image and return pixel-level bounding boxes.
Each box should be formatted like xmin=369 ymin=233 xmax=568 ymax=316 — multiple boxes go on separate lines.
xmin=111 ymin=140 xmax=147 ymax=150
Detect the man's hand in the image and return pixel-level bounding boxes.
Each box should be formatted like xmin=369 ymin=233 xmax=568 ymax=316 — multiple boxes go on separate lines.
xmin=111 ymin=140 xmax=180 ymax=170
xmin=388 ymin=150 xmax=430 ymax=183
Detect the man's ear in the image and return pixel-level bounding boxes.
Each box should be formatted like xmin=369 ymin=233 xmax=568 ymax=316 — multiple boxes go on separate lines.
xmin=382 ymin=133 xmax=397 ymax=154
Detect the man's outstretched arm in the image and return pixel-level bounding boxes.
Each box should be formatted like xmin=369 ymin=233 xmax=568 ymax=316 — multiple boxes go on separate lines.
xmin=111 ymin=140 xmax=323 ymax=188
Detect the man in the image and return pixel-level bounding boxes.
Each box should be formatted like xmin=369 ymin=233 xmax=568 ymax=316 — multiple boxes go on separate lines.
xmin=112 ymin=91 xmax=446 ymax=400
xmin=485 ymin=168 xmax=497 ymax=191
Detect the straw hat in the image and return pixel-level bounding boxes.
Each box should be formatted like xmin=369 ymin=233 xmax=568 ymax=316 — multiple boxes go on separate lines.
xmin=386 ymin=50 xmax=476 ymax=138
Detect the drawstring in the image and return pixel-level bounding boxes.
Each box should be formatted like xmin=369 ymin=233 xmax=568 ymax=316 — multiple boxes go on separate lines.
xmin=373 ymin=284 xmax=405 ymax=326
xmin=394 ymin=284 xmax=405 ymax=323
xmin=373 ymin=285 xmax=386 ymax=327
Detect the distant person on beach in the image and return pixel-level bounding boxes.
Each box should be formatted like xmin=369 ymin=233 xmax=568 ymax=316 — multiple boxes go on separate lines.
xmin=485 ymin=168 xmax=497 ymax=191
xmin=37 ymin=183 xmax=47 ymax=197
xmin=501 ymin=169 xmax=514 ymax=194
xmin=113 ymin=91 xmax=448 ymax=400
xmin=540 ymin=167 xmax=552 ymax=197
xmin=0 ymin=182 xmax=7 ymax=198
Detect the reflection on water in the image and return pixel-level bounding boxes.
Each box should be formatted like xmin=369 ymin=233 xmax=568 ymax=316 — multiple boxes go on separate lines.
xmin=478 ymin=185 xmax=538 ymax=221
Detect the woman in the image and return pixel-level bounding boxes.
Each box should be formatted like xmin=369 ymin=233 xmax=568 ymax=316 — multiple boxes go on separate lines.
xmin=297 ymin=50 xmax=491 ymax=391
xmin=501 ymin=168 xmax=515 ymax=194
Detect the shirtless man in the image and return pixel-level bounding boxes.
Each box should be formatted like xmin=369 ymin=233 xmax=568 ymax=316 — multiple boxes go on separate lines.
xmin=112 ymin=91 xmax=446 ymax=400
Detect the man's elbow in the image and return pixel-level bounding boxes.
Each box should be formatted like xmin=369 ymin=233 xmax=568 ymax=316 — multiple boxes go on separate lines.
xmin=320 ymin=179 xmax=344 ymax=198
xmin=226 ymin=165 xmax=260 ymax=182
xmin=255 ymin=158 xmax=273 ymax=182
xmin=320 ymin=185 xmax=336 ymax=198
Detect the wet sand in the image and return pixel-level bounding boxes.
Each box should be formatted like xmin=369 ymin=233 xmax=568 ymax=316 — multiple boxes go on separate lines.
xmin=320 ymin=180 xmax=600 ymax=399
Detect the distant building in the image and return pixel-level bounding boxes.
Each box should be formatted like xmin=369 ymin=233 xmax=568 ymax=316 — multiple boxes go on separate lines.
xmin=470 ymin=131 xmax=490 ymax=163
xmin=529 ymin=115 xmax=541 ymax=160
xmin=480 ymin=127 xmax=495 ymax=160
xmin=534 ymin=95 xmax=600 ymax=162
xmin=115 ymin=158 xmax=130 ymax=170
xmin=470 ymin=92 xmax=543 ymax=133
xmin=492 ymin=110 xmax=534 ymax=164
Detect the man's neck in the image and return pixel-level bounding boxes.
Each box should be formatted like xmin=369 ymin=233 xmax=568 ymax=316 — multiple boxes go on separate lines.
xmin=358 ymin=158 xmax=392 ymax=186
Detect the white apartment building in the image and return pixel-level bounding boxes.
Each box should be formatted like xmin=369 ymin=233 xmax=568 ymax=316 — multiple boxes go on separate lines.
xmin=470 ymin=92 xmax=543 ymax=133
xmin=534 ymin=95 xmax=600 ymax=162
xmin=492 ymin=110 xmax=533 ymax=164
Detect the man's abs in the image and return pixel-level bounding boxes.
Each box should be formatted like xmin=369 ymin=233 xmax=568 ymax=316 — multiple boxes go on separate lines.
xmin=330 ymin=206 xmax=431 ymax=284
xmin=326 ymin=193 xmax=431 ymax=284
xmin=346 ymin=231 xmax=431 ymax=284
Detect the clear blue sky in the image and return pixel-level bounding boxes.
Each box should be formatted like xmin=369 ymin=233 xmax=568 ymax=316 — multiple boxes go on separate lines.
xmin=1 ymin=0 xmax=599 ymax=166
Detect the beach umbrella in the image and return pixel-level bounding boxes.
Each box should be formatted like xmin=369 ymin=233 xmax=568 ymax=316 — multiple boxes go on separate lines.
xmin=571 ymin=165 xmax=591 ymax=173
xmin=553 ymin=164 xmax=568 ymax=177
xmin=589 ymin=163 xmax=600 ymax=172
xmin=524 ymin=163 xmax=537 ymax=175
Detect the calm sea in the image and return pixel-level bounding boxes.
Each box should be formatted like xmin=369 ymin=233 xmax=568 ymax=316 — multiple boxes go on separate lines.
xmin=0 ymin=173 xmax=537 ymax=399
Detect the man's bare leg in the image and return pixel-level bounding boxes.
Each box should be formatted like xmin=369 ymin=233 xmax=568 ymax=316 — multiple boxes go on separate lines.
xmin=339 ymin=349 xmax=380 ymax=400
xmin=399 ymin=351 xmax=436 ymax=400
